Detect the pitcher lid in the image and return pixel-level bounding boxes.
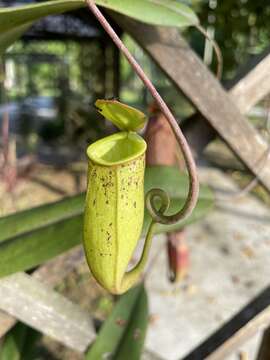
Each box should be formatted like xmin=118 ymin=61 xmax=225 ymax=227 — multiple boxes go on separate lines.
xmin=95 ymin=99 xmax=147 ymax=132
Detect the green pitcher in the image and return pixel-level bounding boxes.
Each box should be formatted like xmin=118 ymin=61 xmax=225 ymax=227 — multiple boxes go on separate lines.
xmin=84 ymin=100 xmax=156 ymax=294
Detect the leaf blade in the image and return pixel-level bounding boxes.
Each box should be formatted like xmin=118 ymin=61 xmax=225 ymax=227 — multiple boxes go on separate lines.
xmin=0 ymin=214 xmax=82 ymax=278
xmin=0 ymin=322 xmax=40 ymax=360
xmin=0 ymin=0 xmax=85 ymax=33
xmin=0 ymin=322 xmax=27 ymax=360
xmin=0 ymin=0 xmax=198 ymax=34
xmin=114 ymin=286 xmax=148 ymax=360
xmin=0 ymin=23 xmax=32 ymax=55
xmin=0 ymin=193 xmax=84 ymax=244
xmin=0 ymin=0 xmax=198 ymax=53
xmin=95 ymin=0 xmax=199 ymax=28
xmin=85 ymin=284 xmax=147 ymax=360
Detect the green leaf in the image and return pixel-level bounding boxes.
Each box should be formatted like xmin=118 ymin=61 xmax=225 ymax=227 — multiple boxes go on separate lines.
xmin=114 ymin=286 xmax=148 ymax=360
xmin=0 ymin=323 xmax=27 ymax=360
xmin=0 ymin=0 xmax=198 ymax=52
xmin=0 ymin=0 xmax=85 ymax=33
xmin=0 ymin=0 xmax=198 ymax=32
xmin=0 ymin=0 xmax=85 ymax=55
xmin=145 ymin=165 xmax=212 ymax=200
xmin=0 ymin=193 xmax=84 ymax=243
xmin=95 ymin=0 xmax=199 ymax=28
xmin=0 ymin=23 xmax=32 ymax=55
xmin=0 ymin=214 xmax=83 ymax=278
xmin=0 ymin=322 xmax=40 ymax=360
xmin=85 ymin=284 xmax=148 ymax=360
xmin=0 ymin=166 xmax=214 ymax=278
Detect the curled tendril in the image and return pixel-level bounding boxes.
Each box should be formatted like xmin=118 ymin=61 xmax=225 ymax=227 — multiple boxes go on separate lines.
xmin=146 ymin=188 xmax=190 ymax=225
xmin=145 ymin=188 xmax=170 ymax=224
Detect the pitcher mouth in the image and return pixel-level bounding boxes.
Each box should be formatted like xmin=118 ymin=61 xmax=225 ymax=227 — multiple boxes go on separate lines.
xmin=87 ymin=132 xmax=147 ymax=166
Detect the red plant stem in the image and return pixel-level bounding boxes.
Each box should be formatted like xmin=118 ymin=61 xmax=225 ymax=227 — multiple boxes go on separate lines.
xmin=86 ymin=0 xmax=199 ymax=221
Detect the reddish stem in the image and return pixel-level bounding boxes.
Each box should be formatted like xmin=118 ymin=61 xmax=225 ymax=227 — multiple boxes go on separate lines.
xmin=86 ymin=0 xmax=199 ymax=222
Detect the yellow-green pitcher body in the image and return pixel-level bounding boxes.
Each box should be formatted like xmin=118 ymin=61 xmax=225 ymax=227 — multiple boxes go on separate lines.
xmin=84 ymin=131 xmax=146 ymax=294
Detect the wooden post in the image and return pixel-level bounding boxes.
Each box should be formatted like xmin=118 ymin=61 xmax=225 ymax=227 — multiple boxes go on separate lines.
xmin=0 ymin=245 xmax=84 ymax=338
xmin=182 ymin=46 xmax=270 ymax=159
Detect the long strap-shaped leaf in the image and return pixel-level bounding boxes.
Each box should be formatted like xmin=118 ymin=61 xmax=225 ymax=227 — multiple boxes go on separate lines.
xmin=0 ymin=0 xmax=198 ymax=32
xmin=85 ymin=284 xmax=148 ymax=360
xmin=0 ymin=322 xmax=41 ymax=360
xmin=0 ymin=23 xmax=32 ymax=55
xmin=0 ymin=0 xmax=198 ymax=54
xmin=0 ymin=193 xmax=84 ymax=243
